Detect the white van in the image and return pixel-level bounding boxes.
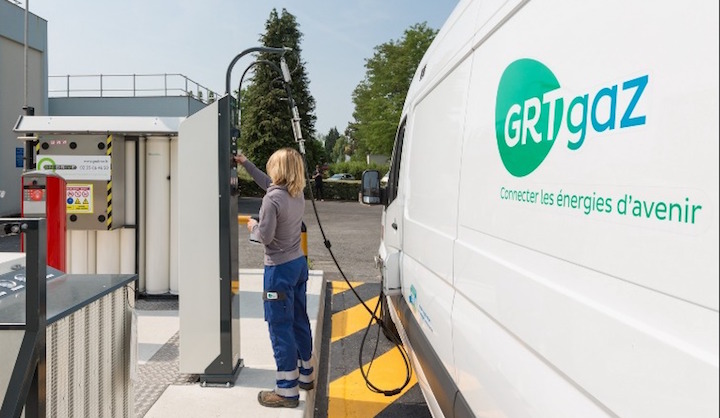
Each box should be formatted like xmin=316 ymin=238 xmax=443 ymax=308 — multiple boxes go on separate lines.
xmin=360 ymin=0 xmax=718 ymax=417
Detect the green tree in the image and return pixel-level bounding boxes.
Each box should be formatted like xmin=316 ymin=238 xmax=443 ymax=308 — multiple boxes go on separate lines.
xmin=239 ymin=8 xmax=317 ymax=171
xmin=331 ymin=135 xmax=347 ymax=163
xmin=349 ymin=22 xmax=437 ymax=156
xmin=323 ymin=127 xmax=340 ymax=159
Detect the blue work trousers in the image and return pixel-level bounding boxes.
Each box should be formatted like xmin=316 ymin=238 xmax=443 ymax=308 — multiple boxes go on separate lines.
xmin=263 ymin=256 xmax=313 ymax=398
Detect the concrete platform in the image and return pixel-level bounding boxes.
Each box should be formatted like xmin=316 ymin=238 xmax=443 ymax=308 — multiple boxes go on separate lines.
xmin=135 ymin=268 xmax=325 ymax=418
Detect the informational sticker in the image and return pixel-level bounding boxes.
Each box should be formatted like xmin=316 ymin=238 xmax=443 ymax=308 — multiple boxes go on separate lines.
xmin=16 ymin=147 xmax=23 ymax=168
xmin=37 ymin=155 xmax=111 ymax=180
xmin=66 ymin=184 xmax=93 ymax=214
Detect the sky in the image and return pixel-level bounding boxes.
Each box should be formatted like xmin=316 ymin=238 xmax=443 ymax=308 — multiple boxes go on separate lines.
xmin=25 ymin=0 xmax=459 ymax=138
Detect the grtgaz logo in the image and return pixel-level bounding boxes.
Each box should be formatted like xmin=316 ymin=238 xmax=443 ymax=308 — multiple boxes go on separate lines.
xmin=495 ymin=59 xmax=562 ymax=177
xmin=495 ymin=58 xmax=648 ymax=177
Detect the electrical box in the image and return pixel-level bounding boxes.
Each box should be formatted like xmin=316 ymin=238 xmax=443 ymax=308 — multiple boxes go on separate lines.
xmin=36 ymin=134 xmax=126 ymax=230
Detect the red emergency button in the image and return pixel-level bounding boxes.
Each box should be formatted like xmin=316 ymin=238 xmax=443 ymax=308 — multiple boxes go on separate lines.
xmin=29 ymin=189 xmax=44 ymax=201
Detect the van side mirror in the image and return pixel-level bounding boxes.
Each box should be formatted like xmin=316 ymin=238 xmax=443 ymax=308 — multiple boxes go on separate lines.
xmin=360 ymin=170 xmax=383 ymax=205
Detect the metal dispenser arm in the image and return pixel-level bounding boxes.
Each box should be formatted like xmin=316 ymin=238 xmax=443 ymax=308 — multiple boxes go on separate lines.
xmin=225 ymin=46 xmax=288 ymax=95
xmin=279 ymin=56 xmax=306 ymax=155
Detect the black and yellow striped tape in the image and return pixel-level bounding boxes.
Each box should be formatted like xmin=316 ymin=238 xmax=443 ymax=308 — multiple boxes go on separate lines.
xmin=105 ymin=134 xmax=113 ymax=229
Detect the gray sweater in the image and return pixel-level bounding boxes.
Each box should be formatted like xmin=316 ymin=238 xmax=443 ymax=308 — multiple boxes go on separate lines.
xmin=241 ymin=159 xmax=305 ymax=266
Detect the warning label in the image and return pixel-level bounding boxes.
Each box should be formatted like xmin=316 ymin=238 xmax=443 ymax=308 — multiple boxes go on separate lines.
xmin=66 ymin=184 xmax=93 ymax=214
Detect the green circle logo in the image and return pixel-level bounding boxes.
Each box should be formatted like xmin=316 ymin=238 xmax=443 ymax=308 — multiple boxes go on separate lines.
xmin=37 ymin=157 xmax=56 ymax=172
xmin=495 ymin=59 xmax=563 ymax=177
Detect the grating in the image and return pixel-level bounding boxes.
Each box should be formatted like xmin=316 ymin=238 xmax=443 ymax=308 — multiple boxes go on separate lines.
xmin=41 ymin=288 xmax=133 ymax=417
xmin=134 ymin=332 xmax=198 ymax=418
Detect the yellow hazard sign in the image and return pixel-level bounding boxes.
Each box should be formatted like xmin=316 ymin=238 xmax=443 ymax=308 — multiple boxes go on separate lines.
xmin=66 ymin=184 xmax=94 ymax=214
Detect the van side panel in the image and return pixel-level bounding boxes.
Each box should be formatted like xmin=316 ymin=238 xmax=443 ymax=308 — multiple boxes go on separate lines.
xmin=401 ymin=56 xmax=473 ymax=385
xmin=462 ymin=0 xmax=719 ymax=310
xmin=452 ymin=280 xmax=614 ymax=418
xmin=404 ymin=57 xmax=471 ymax=285
xmin=451 ymin=0 xmax=718 ymax=417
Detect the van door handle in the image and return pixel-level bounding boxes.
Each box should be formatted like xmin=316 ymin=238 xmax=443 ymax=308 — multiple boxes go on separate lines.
xmin=392 ymin=221 xmax=398 ymax=230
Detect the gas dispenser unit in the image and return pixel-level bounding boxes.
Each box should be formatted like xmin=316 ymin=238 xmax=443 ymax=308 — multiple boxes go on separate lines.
xmin=177 ymin=95 xmax=241 ymax=385
xmin=175 ymin=46 xmax=299 ymax=385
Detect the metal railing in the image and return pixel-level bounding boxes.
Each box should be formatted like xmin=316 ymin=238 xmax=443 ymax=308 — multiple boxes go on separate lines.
xmin=48 ymin=73 xmax=219 ymax=104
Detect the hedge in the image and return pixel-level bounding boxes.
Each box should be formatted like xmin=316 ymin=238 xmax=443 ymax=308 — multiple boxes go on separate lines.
xmin=238 ymin=177 xmax=361 ymax=201
xmin=328 ymin=161 xmax=388 ymax=179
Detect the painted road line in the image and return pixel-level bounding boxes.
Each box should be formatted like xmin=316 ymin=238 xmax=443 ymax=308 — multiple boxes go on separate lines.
xmin=328 ymin=337 xmax=418 ymax=417
xmin=328 ymin=281 xmax=421 ymax=417
xmin=332 ymin=280 xmax=365 ymax=295
xmin=331 ymin=295 xmax=380 ymax=343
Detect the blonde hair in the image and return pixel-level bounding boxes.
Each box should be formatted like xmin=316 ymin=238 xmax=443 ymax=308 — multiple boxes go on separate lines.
xmin=266 ymin=148 xmax=307 ymax=197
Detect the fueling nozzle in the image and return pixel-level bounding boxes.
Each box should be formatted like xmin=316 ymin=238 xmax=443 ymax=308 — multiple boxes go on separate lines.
xmin=248 ymin=215 xmax=261 ymax=244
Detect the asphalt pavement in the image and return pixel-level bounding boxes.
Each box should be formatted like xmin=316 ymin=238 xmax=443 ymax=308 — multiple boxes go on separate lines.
xmin=238 ymin=197 xmax=384 ymax=283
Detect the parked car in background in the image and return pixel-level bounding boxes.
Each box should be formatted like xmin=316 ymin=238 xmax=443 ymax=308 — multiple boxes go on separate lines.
xmin=380 ymin=172 xmax=389 ymax=185
xmin=327 ymin=173 xmax=354 ymax=181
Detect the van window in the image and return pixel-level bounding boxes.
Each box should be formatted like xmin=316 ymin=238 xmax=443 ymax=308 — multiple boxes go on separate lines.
xmin=386 ymin=120 xmax=406 ymax=205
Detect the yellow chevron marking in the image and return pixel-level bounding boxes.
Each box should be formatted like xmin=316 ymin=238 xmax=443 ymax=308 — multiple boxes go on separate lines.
xmin=331 ymin=296 xmax=379 ymax=343
xmin=332 ymin=280 xmax=365 ymax=295
xmin=328 ymin=348 xmax=418 ymax=417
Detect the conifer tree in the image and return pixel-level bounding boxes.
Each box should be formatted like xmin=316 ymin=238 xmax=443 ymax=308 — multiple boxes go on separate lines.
xmin=324 ymin=127 xmax=340 ymax=158
xmin=239 ymin=8 xmax=320 ymax=170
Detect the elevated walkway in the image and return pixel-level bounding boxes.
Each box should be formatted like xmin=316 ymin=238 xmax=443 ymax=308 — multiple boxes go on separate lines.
xmin=135 ymin=268 xmax=325 ymax=418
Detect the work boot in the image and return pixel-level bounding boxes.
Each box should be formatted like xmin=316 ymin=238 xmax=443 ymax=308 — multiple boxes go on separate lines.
xmin=299 ymin=381 xmax=314 ymax=391
xmin=257 ymin=390 xmax=299 ymax=408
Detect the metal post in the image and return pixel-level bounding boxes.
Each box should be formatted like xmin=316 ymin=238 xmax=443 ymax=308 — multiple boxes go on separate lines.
xmin=66 ymin=75 xmax=70 ymax=97
xmin=301 ymin=221 xmax=308 ymax=260
xmin=24 ymin=0 xmax=29 ymax=108
xmin=0 ymin=218 xmax=47 ymax=418
xmin=22 ymin=105 xmax=36 ymax=171
xmin=22 ymin=0 xmax=37 ymax=172
xmin=133 ymin=74 xmax=136 ymax=97
xmin=100 ymin=74 xmax=103 ymax=97
xmin=24 ymin=218 xmax=46 ymax=418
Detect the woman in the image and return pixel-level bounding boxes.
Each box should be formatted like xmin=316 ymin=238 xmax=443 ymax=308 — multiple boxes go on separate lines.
xmin=234 ymin=148 xmax=314 ymax=408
